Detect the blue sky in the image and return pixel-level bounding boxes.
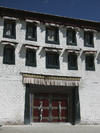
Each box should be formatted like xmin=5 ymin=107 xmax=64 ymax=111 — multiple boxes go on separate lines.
xmin=0 ymin=0 xmax=100 ymax=22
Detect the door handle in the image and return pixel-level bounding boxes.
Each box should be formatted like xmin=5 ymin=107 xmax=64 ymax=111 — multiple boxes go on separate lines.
xmin=49 ymin=105 xmax=52 ymax=110
xmin=58 ymin=101 xmax=61 ymax=120
xmin=38 ymin=101 xmax=43 ymax=122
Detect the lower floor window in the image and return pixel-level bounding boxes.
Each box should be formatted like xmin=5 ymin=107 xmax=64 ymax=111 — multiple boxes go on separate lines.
xmin=46 ymin=52 xmax=60 ymax=69
xmin=26 ymin=49 xmax=36 ymax=67
xmin=68 ymin=53 xmax=78 ymax=70
xmin=85 ymin=54 xmax=95 ymax=71
xmin=3 ymin=45 xmax=15 ymax=65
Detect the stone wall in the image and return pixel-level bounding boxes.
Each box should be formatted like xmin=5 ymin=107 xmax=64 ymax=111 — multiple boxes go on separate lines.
xmin=0 ymin=17 xmax=100 ymax=124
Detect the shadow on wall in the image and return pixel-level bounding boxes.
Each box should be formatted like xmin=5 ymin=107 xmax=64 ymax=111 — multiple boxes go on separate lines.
xmin=20 ymin=22 xmax=26 ymax=30
xmin=77 ymin=29 xmax=83 ymax=39
xmin=60 ymin=27 xmax=66 ymax=38
xmin=0 ymin=18 xmax=4 ymax=27
xmin=61 ymin=50 xmax=68 ymax=63
xmin=39 ymin=25 xmax=45 ymax=33
xmin=19 ymin=45 xmax=26 ymax=59
xmin=39 ymin=48 xmax=45 ymax=58
xmin=95 ymin=32 xmax=100 ymax=40
xmin=96 ymin=53 xmax=100 ymax=64
xmin=80 ymin=52 xmax=85 ymax=62
xmin=0 ymin=43 xmax=4 ymax=56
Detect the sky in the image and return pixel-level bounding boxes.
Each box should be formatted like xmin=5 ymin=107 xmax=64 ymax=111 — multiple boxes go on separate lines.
xmin=0 ymin=0 xmax=100 ymax=22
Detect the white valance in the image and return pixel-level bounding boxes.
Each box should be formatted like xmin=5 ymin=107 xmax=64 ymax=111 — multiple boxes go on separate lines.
xmin=3 ymin=16 xmax=19 ymax=20
xmin=66 ymin=26 xmax=80 ymax=31
xmin=66 ymin=49 xmax=80 ymax=54
xmin=44 ymin=47 xmax=62 ymax=53
xmin=24 ymin=45 xmax=39 ymax=50
xmin=84 ymin=28 xmax=97 ymax=32
xmin=45 ymin=22 xmax=59 ymax=27
xmin=83 ymin=50 xmax=97 ymax=55
xmin=1 ymin=41 xmax=17 ymax=46
xmin=26 ymin=19 xmax=40 ymax=24
xmin=23 ymin=74 xmax=80 ymax=87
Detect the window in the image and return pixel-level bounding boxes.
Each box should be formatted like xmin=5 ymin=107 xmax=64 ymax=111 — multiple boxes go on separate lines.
xmin=3 ymin=45 xmax=15 ymax=65
xmin=67 ymin=29 xmax=76 ymax=45
xmin=84 ymin=32 xmax=94 ymax=47
xmin=46 ymin=27 xmax=59 ymax=44
xmin=3 ymin=20 xmax=16 ymax=39
xmin=26 ymin=23 xmax=37 ymax=41
xmin=26 ymin=49 xmax=36 ymax=67
xmin=46 ymin=52 xmax=60 ymax=69
xmin=85 ymin=55 xmax=95 ymax=71
xmin=68 ymin=53 xmax=78 ymax=70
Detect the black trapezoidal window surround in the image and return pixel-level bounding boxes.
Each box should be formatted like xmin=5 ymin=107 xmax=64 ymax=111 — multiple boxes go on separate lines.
xmin=26 ymin=23 xmax=37 ymax=41
xmin=46 ymin=52 xmax=60 ymax=69
xmin=85 ymin=54 xmax=95 ymax=71
xmin=84 ymin=31 xmax=94 ymax=47
xmin=3 ymin=20 xmax=16 ymax=39
xmin=45 ymin=26 xmax=59 ymax=44
xmin=67 ymin=28 xmax=76 ymax=46
xmin=26 ymin=48 xmax=36 ymax=67
xmin=3 ymin=45 xmax=15 ymax=65
xmin=68 ymin=53 xmax=78 ymax=70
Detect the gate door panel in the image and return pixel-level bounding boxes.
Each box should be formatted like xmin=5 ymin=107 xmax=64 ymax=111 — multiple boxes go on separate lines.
xmin=51 ymin=93 xmax=68 ymax=122
xmin=33 ymin=92 xmax=68 ymax=122
xmin=33 ymin=93 xmax=49 ymax=122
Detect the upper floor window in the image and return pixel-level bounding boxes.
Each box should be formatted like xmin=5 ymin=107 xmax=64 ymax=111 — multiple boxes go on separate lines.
xmin=46 ymin=52 xmax=60 ymax=69
xmin=68 ymin=53 xmax=78 ymax=70
xmin=26 ymin=48 xmax=36 ymax=67
xmin=85 ymin=54 xmax=95 ymax=71
xmin=67 ymin=29 xmax=76 ymax=45
xmin=3 ymin=45 xmax=15 ymax=65
xmin=3 ymin=20 xmax=16 ymax=39
xmin=84 ymin=32 xmax=94 ymax=47
xmin=26 ymin=23 xmax=37 ymax=41
xmin=46 ymin=27 xmax=59 ymax=44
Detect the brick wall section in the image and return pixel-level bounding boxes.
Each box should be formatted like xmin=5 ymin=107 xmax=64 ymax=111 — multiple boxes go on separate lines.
xmin=0 ymin=17 xmax=100 ymax=124
xmin=0 ymin=76 xmax=25 ymax=124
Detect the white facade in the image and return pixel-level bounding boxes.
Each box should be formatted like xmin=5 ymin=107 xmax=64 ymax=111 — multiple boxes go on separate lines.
xmin=0 ymin=8 xmax=100 ymax=125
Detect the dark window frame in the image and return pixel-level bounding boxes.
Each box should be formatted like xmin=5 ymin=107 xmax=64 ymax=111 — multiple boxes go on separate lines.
xmin=3 ymin=45 xmax=15 ymax=65
xmin=3 ymin=20 xmax=16 ymax=39
xmin=26 ymin=23 xmax=37 ymax=41
xmin=84 ymin=31 xmax=94 ymax=47
xmin=67 ymin=29 xmax=76 ymax=46
xmin=45 ymin=26 xmax=59 ymax=44
xmin=26 ymin=48 xmax=36 ymax=67
xmin=46 ymin=52 xmax=60 ymax=69
xmin=85 ymin=54 xmax=95 ymax=71
xmin=68 ymin=53 xmax=78 ymax=70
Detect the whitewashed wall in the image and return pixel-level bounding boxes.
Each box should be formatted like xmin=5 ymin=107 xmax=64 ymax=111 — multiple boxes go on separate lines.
xmin=0 ymin=17 xmax=100 ymax=124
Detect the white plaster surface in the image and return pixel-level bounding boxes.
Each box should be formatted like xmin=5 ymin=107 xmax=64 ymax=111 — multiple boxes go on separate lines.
xmin=0 ymin=18 xmax=100 ymax=124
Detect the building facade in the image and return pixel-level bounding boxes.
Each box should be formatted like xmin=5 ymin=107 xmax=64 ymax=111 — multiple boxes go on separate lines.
xmin=0 ymin=7 xmax=100 ymax=125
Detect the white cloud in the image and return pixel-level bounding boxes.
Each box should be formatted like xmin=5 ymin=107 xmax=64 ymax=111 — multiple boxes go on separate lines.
xmin=44 ymin=0 xmax=49 ymax=3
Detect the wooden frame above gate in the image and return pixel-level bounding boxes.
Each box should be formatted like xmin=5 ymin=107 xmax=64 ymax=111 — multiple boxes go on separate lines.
xmin=23 ymin=74 xmax=80 ymax=86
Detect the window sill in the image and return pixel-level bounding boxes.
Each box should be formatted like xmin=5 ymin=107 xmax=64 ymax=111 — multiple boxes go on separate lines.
xmin=86 ymin=68 xmax=95 ymax=71
xmin=68 ymin=67 xmax=78 ymax=70
xmin=46 ymin=40 xmax=59 ymax=45
xmin=3 ymin=35 xmax=16 ymax=39
xmin=25 ymin=38 xmax=37 ymax=41
xmin=46 ymin=66 xmax=60 ymax=69
xmin=84 ymin=44 xmax=94 ymax=48
xmin=67 ymin=43 xmax=77 ymax=46
xmin=3 ymin=62 xmax=15 ymax=65
xmin=26 ymin=64 xmax=36 ymax=67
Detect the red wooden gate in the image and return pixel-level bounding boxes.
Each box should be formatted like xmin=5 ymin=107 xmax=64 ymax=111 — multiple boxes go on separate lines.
xmin=33 ymin=92 xmax=68 ymax=122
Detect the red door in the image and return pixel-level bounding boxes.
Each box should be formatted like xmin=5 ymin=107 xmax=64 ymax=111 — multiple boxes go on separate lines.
xmin=33 ymin=93 xmax=49 ymax=122
xmin=51 ymin=93 xmax=68 ymax=122
xmin=33 ymin=92 xmax=68 ymax=122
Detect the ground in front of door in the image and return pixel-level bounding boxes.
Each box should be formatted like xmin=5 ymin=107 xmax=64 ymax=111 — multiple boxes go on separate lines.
xmin=0 ymin=124 xmax=100 ymax=133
